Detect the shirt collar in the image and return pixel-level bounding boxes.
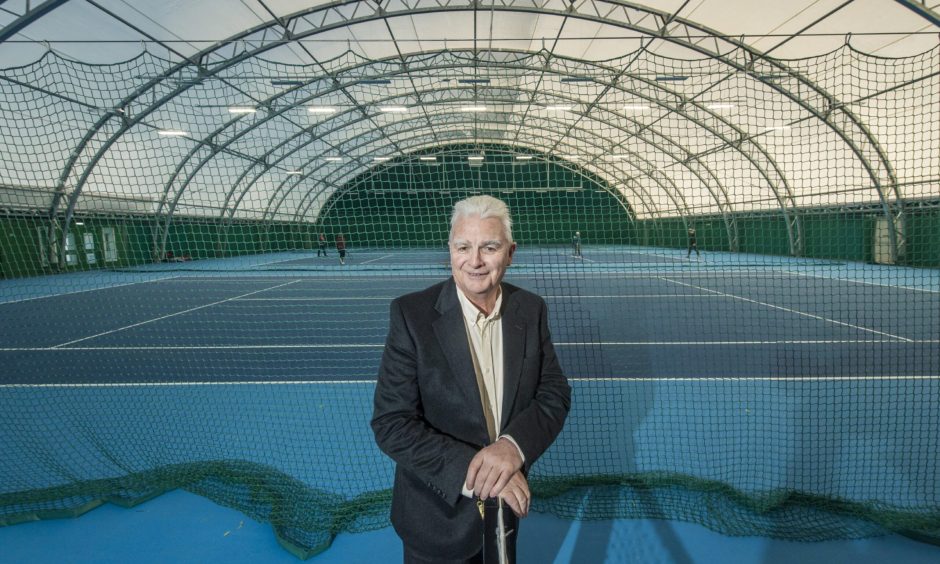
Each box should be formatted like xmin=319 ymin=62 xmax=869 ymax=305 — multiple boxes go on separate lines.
xmin=455 ymin=283 xmax=502 ymax=324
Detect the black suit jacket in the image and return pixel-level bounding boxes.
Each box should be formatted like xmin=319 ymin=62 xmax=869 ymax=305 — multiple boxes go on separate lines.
xmin=371 ymin=278 xmax=571 ymax=559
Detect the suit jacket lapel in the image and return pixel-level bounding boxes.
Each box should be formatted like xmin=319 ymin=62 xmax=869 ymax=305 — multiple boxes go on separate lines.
xmin=500 ymin=287 xmax=525 ymax=431
xmin=432 ymin=279 xmax=489 ymax=438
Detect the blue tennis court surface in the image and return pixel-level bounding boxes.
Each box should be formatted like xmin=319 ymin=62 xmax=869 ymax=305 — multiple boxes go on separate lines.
xmin=2 ymin=246 xmax=939 ymax=552
xmin=1 ymin=248 xmax=937 ymax=385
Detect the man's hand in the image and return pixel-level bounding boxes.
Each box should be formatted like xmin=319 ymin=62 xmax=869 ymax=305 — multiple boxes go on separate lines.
xmin=465 ymin=437 xmax=524 ymax=500
xmin=498 ymin=471 xmax=530 ymax=518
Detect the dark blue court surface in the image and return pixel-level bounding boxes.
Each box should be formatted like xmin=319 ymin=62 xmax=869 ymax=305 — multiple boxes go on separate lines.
xmin=1 ymin=248 xmax=938 ymax=561
xmin=1 ymin=248 xmax=937 ymax=384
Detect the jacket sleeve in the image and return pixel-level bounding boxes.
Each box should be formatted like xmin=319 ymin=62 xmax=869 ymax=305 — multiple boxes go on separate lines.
xmin=371 ymin=298 xmax=479 ymax=506
xmin=500 ymin=297 xmax=571 ymax=472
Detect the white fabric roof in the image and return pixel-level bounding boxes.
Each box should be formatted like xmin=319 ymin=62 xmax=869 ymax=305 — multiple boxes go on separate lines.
xmin=1 ymin=1 xmax=938 ymax=234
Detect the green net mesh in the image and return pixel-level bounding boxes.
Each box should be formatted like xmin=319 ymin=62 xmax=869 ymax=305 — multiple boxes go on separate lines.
xmin=1 ymin=42 xmax=939 ymax=558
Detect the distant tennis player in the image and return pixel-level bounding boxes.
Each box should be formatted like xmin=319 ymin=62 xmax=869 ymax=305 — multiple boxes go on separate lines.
xmin=372 ymin=195 xmax=571 ymax=563
xmin=335 ymin=233 xmax=347 ymax=265
xmin=572 ymin=231 xmax=582 ymax=258
xmin=687 ymin=227 xmax=700 ymax=258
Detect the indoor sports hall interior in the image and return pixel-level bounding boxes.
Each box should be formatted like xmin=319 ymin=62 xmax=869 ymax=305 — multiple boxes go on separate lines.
xmin=0 ymin=1 xmax=938 ymax=562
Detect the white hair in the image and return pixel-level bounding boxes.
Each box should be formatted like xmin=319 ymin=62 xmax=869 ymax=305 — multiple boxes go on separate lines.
xmin=449 ymin=195 xmax=513 ymax=243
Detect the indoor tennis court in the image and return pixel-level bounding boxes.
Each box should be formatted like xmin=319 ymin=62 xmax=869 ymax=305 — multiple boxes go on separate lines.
xmin=1 ymin=1 xmax=938 ymax=562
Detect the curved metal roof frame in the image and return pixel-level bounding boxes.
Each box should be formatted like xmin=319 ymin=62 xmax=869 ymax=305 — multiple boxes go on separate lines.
xmin=148 ymin=49 xmax=805 ymax=257
xmin=7 ymin=1 xmax=932 ymax=262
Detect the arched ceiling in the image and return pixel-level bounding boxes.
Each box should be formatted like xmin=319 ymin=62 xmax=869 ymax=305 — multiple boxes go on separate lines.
xmin=1 ymin=1 xmax=938 ymax=261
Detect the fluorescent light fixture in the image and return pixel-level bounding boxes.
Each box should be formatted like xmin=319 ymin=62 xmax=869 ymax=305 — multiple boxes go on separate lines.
xmin=545 ymin=105 xmax=572 ymax=111
xmin=515 ymin=155 xmax=533 ymax=161
xmin=324 ymin=156 xmax=343 ymax=162
xmin=308 ymin=107 xmax=337 ymax=114
xmin=228 ymin=107 xmax=257 ymax=114
xmin=468 ymin=156 xmax=485 ymax=161
xmin=75 ymin=221 xmax=84 ymax=226
xmin=561 ymin=155 xmax=582 ymax=161
xmin=379 ymin=106 xmax=408 ymax=113
xmin=655 ymin=75 xmax=689 ymax=82
xmin=460 ymin=106 xmax=487 ymax=112
xmin=419 ymin=156 xmax=437 ymax=162
xmin=623 ymin=104 xmax=650 ymax=112
xmin=458 ymin=78 xmax=490 ymax=84
xmin=286 ymin=170 xmax=303 ymax=175
xmin=374 ymin=157 xmax=392 ymax=162
xmin=561 ymin=77 xmax=592 ymax=83
xmin=706 ymin=103 xmax=735 ymax=111
xmin=764 ymin=125 xmax=791 ymax=132
xmin=603 ymin=154 xmax=629 ymax=160
xmin=271 ymin=79 xmax=303 ymax=86
xmin=361 ymin=79 xmax=392 ymax=85
xmin=158 ymin=129 xmax=188 ymax=136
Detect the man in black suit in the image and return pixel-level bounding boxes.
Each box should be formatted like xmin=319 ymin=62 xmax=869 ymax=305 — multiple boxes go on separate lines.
xmin=372 ymin=195 xmax=571 ymax=563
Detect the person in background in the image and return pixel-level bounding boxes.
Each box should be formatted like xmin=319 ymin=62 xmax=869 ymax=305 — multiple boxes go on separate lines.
xmin=335 ymin=234 xmax=347 ymax=265
xmin=572 ymin=231 xmax=582 ymax=258
xmin=372 ymin=195 xmax=570 ymax=563
xmin=318 ymin=233 xmax=329 ymax=257
xmin=687 ymin=227 xmax=700 ymax=258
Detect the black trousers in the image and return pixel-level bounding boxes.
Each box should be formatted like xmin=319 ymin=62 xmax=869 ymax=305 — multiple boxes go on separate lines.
xmin=403 ymin=499 xmax=518 ymax=564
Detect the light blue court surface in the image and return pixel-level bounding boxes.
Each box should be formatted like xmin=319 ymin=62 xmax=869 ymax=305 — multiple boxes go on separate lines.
xmin=2 ymin=248 xmax=938 ymax=560
xmin=1 ymin=489 xmax=938 ymax=564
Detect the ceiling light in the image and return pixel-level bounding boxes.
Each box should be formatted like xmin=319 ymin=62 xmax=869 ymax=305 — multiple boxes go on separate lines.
xmin=419 ymin=156 xmax=437 ymax=162
xmin=324 ymin=156 xmax=343 ymax=162
xmin=515 ymin=155 xmax=533 ymax=161
xmin=561 ymin=77 xmax=592 ymax=83
xmin=158 ymin=129 xmax=188 ymax=136
xmin=545 ymin=105 xmax=572 ymax=111
xmin=361 ymin=79 xmax=392 ymax=85
xmin=623 ymin=104 xmax=650 ymax=112
xmin=374 ymin=157 xmax=392 ymax=162
xmin=271 ymin=79 xmax=304 ymax=86
xmin=458 ymin=78 xmax=491 ymax=84
xmin=706 ymin=103 xmax=736 ymax=111
xmin=561 ymin=155 xmax=582 ymax=161
xmin=228 ymin=107 xmax=257 ymax=114
xmin=655 ymin=75 xmax=689 ymax=82
xmin=286 ymin=170 xmax=303 ymax=175
xmin=308 ymin=107 xmax=337 ymax=114
xmin=468 ymin=156 xmax=485 ymax=161
xmin=379 ymin=106 xmax=408 ymax=113
xmin=764 ymin=125 xmax=792 ymax=132
xmin=460 ymin=106 xmax=487 ymax=112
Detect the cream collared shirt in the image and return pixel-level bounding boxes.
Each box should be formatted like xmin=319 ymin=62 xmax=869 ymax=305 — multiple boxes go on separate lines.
xmin=455 ymin=284 xmax=525 ymax=498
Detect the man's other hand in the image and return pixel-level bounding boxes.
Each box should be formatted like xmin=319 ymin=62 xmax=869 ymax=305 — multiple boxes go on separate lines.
xmin=464 ymin=437 xmax=524 ymax=500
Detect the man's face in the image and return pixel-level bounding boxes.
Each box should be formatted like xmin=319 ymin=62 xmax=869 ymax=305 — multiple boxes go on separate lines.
xmin=450 ymin=215 xmax=516 ymax=307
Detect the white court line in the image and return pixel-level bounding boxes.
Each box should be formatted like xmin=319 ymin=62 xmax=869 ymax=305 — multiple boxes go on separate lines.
xmin=1 ymin=344 xmax=386 ymax=351
xmin=0 ymin=275 xmax=181 ymax=306
xmin=359 ymin=254 xmax=396 ymax=265
xmin=235 ymin=297 xmax=395 ymax=301
xmin=232 ymin=294 xmax=724 ymax=301
xmin=4 ymin=375 xmax=940 ymax=388
xmin=659 ymin=277 xmax=915 ymax=343
xmin=4 ymin=339 xmax=936 ymax=352
xmin=784 ymin=270 xmax=940 ymax=294
xmin=50 ymin=279 xmax=302 ymax=348
xmin=555 ymin=339 xmax=937 ymax=346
